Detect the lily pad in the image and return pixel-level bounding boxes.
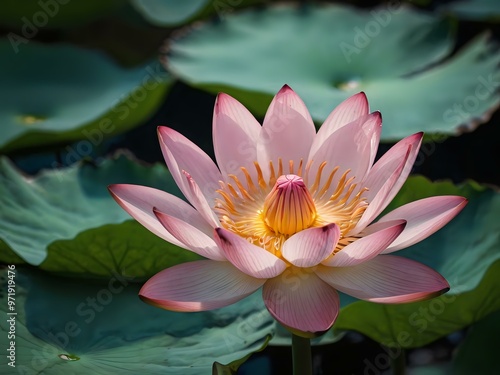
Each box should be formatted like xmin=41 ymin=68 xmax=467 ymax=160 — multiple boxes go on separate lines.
xmin=0 ymin=40 xmax=171 ymax=154
xmin=439 ymin=0 xmax=500 ymax=21
xmin=130 ymin=0 xmax=212 ymax=26
xmin=165 ymin=4 xmax=500 ymax=141
xmin=0 ymin=268 xmax=274 ymax=374
xmin=0 ymin=154 xmax=202 ymax=279
xmin=333 ymin=177 xmax=500 ymax=348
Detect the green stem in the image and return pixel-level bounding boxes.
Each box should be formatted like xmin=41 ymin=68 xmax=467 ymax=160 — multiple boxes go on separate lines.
xmin=390 ymin=348 xmax=407 ymax=375
xmin=291 ymin=334 xmax=312 ymax=375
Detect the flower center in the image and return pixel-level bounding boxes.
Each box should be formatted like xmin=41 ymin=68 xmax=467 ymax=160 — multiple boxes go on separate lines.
xmin=214 ymin=159 xmax=368 ymax=257
xmin=262 ymin=175 xmax=316 ymax=235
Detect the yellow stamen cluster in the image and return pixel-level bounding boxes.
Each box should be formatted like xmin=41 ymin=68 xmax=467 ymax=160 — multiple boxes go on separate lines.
xmin=214 ymin=159 xmax=368 ymax=258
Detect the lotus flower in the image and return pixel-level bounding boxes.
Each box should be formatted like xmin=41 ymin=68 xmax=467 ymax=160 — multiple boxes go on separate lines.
xmin=109 ymin=85 xmax=467 ymax=336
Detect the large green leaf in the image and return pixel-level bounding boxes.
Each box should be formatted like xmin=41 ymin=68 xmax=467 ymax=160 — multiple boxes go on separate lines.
xmin=165 ymin=4 xmax=500 ymax=141
xmin=0 ymin=40 xmax=171 ymax=154
xmin=0 ymin=268 xmax=274 ymax=374
xmin=334 ymin=177 xmax=500 ymax=348
xmin=0 ymin=155 xmax=201 ymax=279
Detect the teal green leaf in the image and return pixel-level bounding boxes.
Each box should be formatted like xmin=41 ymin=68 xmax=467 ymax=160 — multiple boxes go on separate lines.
xmin=0 ymin=155 xmax=201 ymax=279
xmin=130 ymin=0 xmax=211 ymax=26
xmin=212 ymin=335 xmax=271 ymax=374
xmin=165 ymin=4 xmax=500 ymax=141
xmin=0 ymin=268 xmax=274 ymax=374
xmin=0 ymin=40 xmax=171 ymax=154
xmin=0 ymin=0 xmax=124 ymax=29
xmin=333 ymin=177 xmax=500 ymax=348
xmin=439 ymin=0 xmax=500 ymax=21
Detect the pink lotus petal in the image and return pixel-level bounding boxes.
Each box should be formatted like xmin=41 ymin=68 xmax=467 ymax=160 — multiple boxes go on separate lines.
xmin=307 ymin=112 xmax=382 ymax=198
xmin=214 ymin=228 xmax=287 ymax=278
xmin=379 ymin=196 xmax=468 ymax=253
xmin=182 ymin=171 xmax=220 ymax=228
xmin=263 ymin=272 xmax=340 ymax=335
xmin=158 ymin=126 xmax=222 ymax=204
xmin=316 ymin=255 xmax=449 ymax=303
xmin=322 ymin=220 xmax=406 ymax=267
xmin=310 ymin=92 xmax=369 ymax=156
xmin=108 ymin=184 xmax=211 ymax=246
xmin=213 ymin=93 xmax=261 ymax=182
xmin=140 ymin=260 xmax=264 ymax=311
xmin=282 ymin=224 xmax=340 ymax=267
xmin=154 ymin=208 xmax=225 ymax=261
xmin=349 ymin=146 xmax=410 ymax=234
xmin=362 ymin=132 xmax=423 ymax=203
xmin=257 ymin=85 xmax=316 ymax=179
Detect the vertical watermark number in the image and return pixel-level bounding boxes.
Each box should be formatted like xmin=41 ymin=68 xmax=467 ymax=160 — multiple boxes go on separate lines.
xmin=6 ymin=265 xmax=17 ymax=368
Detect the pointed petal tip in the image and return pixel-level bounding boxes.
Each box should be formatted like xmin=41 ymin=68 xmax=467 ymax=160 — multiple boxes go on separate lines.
xmin=369 ymin=110 xmax=382 ymax=125
xmin=280 ymin=84 xmax=293 ymax=92
xmin=409 ymin=131 xmax=424 ymax=142
xmin=157 ymin=125 xmax=171 ymax=139
xmin=214 ymin=92 xmax=232 ymax=111
xmin=354 ymin=91 xmax=368 ymax=101
xmin=138 ymin=286 xmax=164 ymax=309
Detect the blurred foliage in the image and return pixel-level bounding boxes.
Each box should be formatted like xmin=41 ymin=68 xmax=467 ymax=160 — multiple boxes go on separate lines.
xmin=0 ymin=41 xmax=171 ymax=154
xmin=0 ymin=269 xmax=274 ymax=374
xmin=164 ymin=4 xmax=500 ymax=141
xmin=0 ymin=155 xmax=203 ymax=279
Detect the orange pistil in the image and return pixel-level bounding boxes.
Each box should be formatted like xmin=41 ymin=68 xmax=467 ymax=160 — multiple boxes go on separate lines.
xmin=263 ymin=175 xmax=316 ymax=235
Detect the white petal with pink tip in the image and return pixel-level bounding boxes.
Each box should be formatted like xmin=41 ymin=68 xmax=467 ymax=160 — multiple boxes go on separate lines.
xmin=322 ymin=220 xmax=406 ymax=267
xmin=158 ymin=126 xmax=222 ymax=204
xmin=362 ymin=132 xmax=423 ymax=203
xmin=316 ymin=255 xmax=449 ymax=303
xmin=282 ymin=224 xmax=340 ymax=267
xmin=349 ymin=147 xmax=409 ymax=235
xmin=311 ymin=92 xmax=369 ymax=156
xmin=140 ymin=260 xmax=265 ymax=311
xmin=379 ymin=196 xmax=468 ymax=253
xmin=213 ymin=93 xmax=261 ymax=181
xmin=214 ymin=228 xmax=287 ymax=278
xmin=181 ymin=171 xmax=220 ymax=228
xmin=263 ymin=273 xmax=340 ymax=334
xmin=307 ymin=112 xmax=381 ymax=195
xmin=257 ymin=85 xmax=316 ymax=179
xmin=108 ymin=184 xmax=211 ymax=246
xmin=154 ymin=209 xmax=225 ymax=261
